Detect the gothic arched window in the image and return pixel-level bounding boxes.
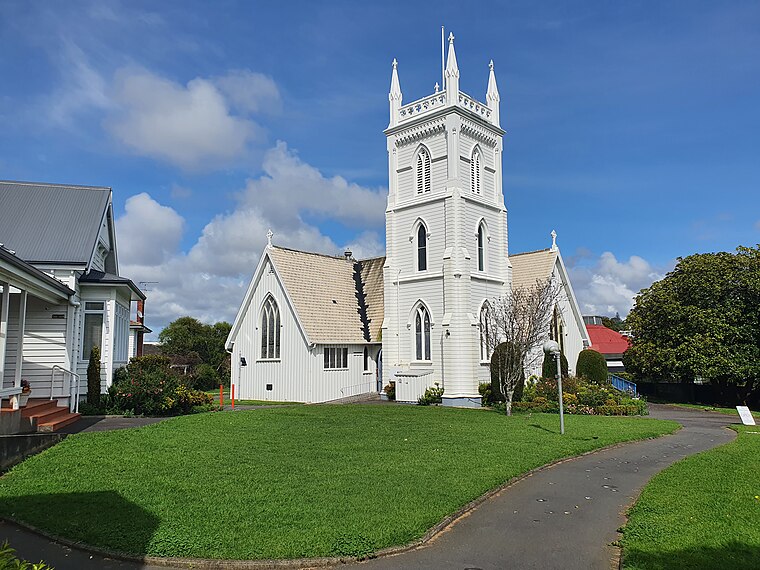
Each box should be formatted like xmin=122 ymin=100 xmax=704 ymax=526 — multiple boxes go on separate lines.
xmin=260 ymin=295 xmax=281 ymax=359
xmin=470 ymin=147 xmax=481 ymax=194
xmin=417 ymin=223 xmax=427 ymax=271
xmin=414 ymin=304 xmax=432 ymax=361
xmin=480 ymin=301 xmax=492 ymax=361
xmin=477 ymin=222 xmax=486 ymax=272
xmin=416 ymin=147 xmax=431 ymax=194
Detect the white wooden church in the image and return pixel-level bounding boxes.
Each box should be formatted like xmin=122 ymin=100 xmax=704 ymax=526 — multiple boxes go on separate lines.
xmin=226 ymin=34 xmax=589 ymax=406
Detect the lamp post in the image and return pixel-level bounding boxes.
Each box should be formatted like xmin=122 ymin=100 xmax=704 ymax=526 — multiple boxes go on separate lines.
xmin=543 ymin=340 xmax=565 ymax=435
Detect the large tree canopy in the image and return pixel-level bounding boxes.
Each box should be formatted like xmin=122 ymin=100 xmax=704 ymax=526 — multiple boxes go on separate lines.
xmin=623 ymin=245 xmax=760 ymax=402
xmin=158 ymin=316 xmax=232 ymax=386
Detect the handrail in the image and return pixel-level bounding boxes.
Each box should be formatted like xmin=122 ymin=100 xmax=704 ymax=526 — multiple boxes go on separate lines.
xmin=608 ymin=373 xmax=637 ymax=397
xmin=51 ymin=365 xmax=81 ymax=413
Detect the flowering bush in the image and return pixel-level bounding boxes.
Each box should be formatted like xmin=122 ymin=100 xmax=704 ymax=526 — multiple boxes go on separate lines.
xmin=107 ymin=355 xmax=216 ymax=416
xmin=501 ymin=375 xmax=647 ymax=416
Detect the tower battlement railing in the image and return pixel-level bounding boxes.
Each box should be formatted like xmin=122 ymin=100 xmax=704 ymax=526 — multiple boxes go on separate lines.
xmin=397 ymin=90 xmax=493 ymax=125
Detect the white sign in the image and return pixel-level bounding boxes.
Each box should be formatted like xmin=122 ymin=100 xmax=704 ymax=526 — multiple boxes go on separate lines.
xmin=736 ymin=406 xmax=756 ymax=426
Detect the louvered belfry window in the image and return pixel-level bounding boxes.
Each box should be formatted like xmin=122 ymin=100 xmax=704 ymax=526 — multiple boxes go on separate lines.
xmin=416 ymin=147 xmax=431 ymax=194
xmin=260 ymin=296 xmax=281 ymax=359
xmin=471 ymin=148 xmax=481 ymax=194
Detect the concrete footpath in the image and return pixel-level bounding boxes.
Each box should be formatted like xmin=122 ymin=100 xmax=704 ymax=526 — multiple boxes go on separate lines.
xmin=1 ymin=405 xmax=737 ymax=570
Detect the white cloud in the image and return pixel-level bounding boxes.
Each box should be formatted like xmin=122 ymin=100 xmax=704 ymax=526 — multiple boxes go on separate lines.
xmin=105 ymin=67 xmax=261 ymax=169
xmin=567 ymin=251 xmax=670 ymax=317
xmin=115 ymin=193 xmax=184 ymax=266
xmin=214 ymin=70 xmax=281 ymax=115
xmin=117 ymin=145 xmax=387 ymax=337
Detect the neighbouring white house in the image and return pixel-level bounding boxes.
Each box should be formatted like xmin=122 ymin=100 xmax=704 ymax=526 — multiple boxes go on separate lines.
xmin=226 ymin=34 xmax=588 ymax=405
xmin=0 ymin=181 xmax=144 ymax=430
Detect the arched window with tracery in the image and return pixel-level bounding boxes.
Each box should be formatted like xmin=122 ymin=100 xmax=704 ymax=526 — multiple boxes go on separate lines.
xmin=416 ymin=146 xmax=431 ymax=194
xmin=479 ymin=301 xmax=492 ymax=361
xmin=470 ymin=147 xmax=481 ymax=194
xmin=416 ymin=223 xmax=427 ymax=271
xmin=477 ymin=222 xmax=486 ymax=272
xmin=414 ymin=304 xmax=431 ymax=361
xmin=260 ymin=295 xmax=281 ymax=359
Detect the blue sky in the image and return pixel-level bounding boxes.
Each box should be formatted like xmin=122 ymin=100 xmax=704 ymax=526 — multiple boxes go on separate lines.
xmin=1 ymin=1 xmax=759 ymax=335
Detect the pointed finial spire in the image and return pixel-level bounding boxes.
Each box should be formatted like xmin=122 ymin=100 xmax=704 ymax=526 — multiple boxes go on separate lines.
xmin=434 ymin=82 xmax=439 ymax=93
xmin=388 ymin=58 xmax=402 ymax=127
xmin=550 ymin=230 xmax=558 ymax=252
xmin=266 ymin=228 xmax=274 ymax=248
xmin=486 ymin=59 xmax=500 ymax=126
xmin=445 ymin=31 xmax=459 ymax=104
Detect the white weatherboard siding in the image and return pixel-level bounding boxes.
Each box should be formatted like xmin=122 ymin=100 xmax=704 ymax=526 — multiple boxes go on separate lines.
xmin=230 ymin=255 xmax=380 ymax=403
xmin=2 ymin=294 xmax=69 ymax=398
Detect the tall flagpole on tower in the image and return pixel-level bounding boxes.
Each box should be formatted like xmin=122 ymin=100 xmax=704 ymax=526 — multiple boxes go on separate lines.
xmin=441 ymin=26 xmax=445 ymax=89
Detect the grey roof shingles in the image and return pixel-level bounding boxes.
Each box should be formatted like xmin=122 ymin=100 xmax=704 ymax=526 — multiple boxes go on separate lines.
xmin=268 ymin=246 xmax=384 ymax=345
xmin=0 ymin=180 xmax=110 ymax=264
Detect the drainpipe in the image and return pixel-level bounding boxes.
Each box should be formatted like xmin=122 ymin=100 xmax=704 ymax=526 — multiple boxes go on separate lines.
xmin=396 ymin=268 xmax=401 ymax=366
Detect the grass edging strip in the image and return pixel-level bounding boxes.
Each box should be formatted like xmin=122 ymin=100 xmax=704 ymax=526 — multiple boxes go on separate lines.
xmin=0 ymin=427 xmax=680 ymax=569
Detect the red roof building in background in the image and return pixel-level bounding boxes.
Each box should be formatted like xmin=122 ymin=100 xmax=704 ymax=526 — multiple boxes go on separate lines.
xmin=585 ymin=324 xmax=631 ymax=372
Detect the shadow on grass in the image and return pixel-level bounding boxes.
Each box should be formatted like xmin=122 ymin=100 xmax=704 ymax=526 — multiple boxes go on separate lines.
xmin=625 ymin=542 xmax=760 ymax=570
xmin=0 ymin=491 xmax=159 ymax=557
xmin=528 ymin=423 xmax=600 ymax=441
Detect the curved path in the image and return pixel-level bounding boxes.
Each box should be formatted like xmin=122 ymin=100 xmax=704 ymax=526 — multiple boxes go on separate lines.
xmin=1 ymin=405 xmax=737 ymax=570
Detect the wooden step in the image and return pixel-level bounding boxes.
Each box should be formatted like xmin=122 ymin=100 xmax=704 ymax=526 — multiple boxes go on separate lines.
xmin=37 ymin=412 xmax=81 ymax=432
xmin=20 ymin=399 xmax=59 ymax=417
xmin=24 ymin=403 xmax=68 ymax=422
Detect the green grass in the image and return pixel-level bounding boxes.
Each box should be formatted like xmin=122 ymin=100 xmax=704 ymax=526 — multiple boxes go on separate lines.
xmin=669 ymin=402 xmax=760 ymax=418
xmin=204 ymin=389 xmax=296 ymax=406
xmin=0 ymin=405 xmax=677 ymax=560
xmin=622 ymin=426 xmax=760 ymax=569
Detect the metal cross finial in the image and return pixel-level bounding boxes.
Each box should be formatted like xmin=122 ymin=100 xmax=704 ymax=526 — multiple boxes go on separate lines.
xmin=489 ymin=59 xmax=494 ymax=71
xmin=448 ymin=31 xmax=455 ymax=43
xmin=392 ymin=58 xmax=398 ymax=69
xmin=266 ymin=229 xmax=274 ymax=247
xmin=551 ymin=230 xmax=557 ymax=251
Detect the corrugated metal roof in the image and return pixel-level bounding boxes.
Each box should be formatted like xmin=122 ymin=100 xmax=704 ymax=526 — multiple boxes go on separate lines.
xmin=586 ymin=324 xmax=630 ymax=356
xmin=509 ymin=248 xmax=557 ymax=291
xmin=268 ymin=246 xmax=384 ymax=344
xmin=79 ymin=270 xmax=146 ymax=300
xmin=0 ymin=180 xmax=110 ymax=264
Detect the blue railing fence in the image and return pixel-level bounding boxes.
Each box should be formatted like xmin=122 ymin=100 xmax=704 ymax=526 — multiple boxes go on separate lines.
xmin=608 ymin=373 xmax=638 ymax=397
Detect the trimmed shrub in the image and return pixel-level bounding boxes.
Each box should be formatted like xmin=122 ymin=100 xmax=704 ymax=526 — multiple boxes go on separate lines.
xmin=418 ymin=382 xmax=444 ymax=405
xmin=479 ymin=382 xmax=501 ymax=406
xmin=87 ymin=345 xmax=101 ymax=407
xmin=383 ymin=382 xmax=396 ymax=401
xmin=576 ymin=349 xmax=608 ymax=384
xmin=542 ymin=351 xmax=569 ymax=379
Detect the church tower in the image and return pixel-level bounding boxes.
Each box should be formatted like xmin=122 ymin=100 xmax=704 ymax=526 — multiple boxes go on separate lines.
xmin=381 ymin=34 xmax=511 ymax=405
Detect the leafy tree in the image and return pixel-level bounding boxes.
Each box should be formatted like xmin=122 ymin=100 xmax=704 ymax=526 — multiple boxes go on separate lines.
xmin=602 ymin=313 xmax=626 ymax=332
xmin=623 ymin=245 xmax=760 ymax=404
xmin=158 ymin=317 xmax=232 ymax=385
xmin=482 ymin=279 xmax=562 ymax=415
xmin=576 ymin=349 xmax=608 ymax=384
xmin=87 ymin=345 xmax=101 ymax=406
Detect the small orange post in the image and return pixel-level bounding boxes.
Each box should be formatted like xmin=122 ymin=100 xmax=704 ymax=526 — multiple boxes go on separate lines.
xmin=231 ymin=384 xmax=235 ymax=410
xmin=219 ymin=384 xmax=224 ymax=409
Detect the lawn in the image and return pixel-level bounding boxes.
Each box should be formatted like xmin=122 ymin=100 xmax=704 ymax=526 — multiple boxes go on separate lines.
xmin=622 ymin=426 xmax=760 ymax=569
xmin=0 ymin=405 xmax=677 ymax=561
xmin=205 ymin=389 xmax=296 ymax=406
xmin=670 ymin=402 xmax=760 ymax=419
